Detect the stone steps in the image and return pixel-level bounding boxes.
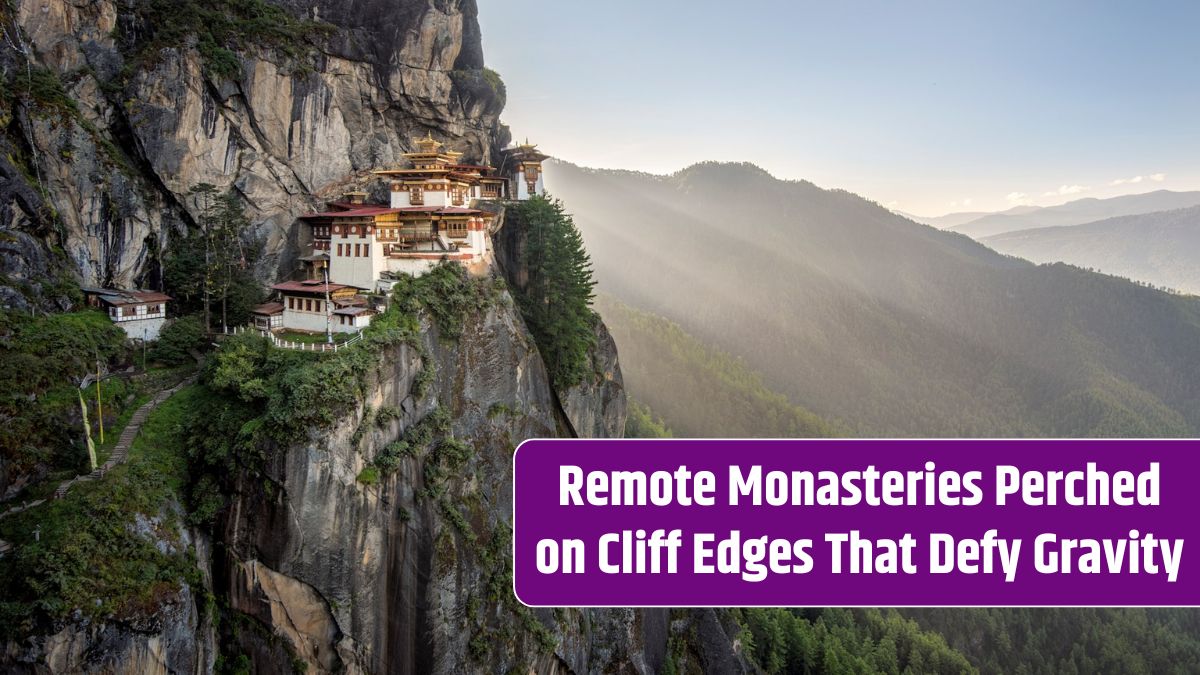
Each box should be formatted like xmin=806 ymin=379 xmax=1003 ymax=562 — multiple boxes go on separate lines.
xmin=47 ymin=375 xmax=198 ymax=502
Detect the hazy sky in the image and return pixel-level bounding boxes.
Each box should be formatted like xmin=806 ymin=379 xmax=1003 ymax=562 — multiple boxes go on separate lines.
xmin=477 ymin=1 xmax=1200 ymax=216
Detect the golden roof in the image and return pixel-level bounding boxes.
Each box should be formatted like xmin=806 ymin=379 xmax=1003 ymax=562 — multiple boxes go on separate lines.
xmin=415 ymin=132 xmax=443 ymax=153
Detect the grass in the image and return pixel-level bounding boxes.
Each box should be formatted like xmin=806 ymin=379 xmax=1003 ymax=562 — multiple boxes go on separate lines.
xmin=0 ymin=386 xmax=200 ymax=638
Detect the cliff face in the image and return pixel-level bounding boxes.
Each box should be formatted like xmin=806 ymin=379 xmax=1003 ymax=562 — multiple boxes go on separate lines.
xmin=1 ymin=0 xmax=506 ymax=305
xmin=1 ymin=2 xmax=753 ymax=672
xmin=211 ymin=289 xmax=750 ymax=675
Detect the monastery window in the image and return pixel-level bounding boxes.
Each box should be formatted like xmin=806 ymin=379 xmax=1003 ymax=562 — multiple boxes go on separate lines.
xmin=364 ymin=244 xmax=371 ymax=256
xmin=305 ymin=299 xmax=313 ymax=312
xmin=288 ymin=298 xmax=294 ymax=310
xmin=123 ymin=306 xmax=136 ymax=317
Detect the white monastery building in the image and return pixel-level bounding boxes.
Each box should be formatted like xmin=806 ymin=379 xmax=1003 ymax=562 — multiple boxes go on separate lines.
xmin=266 ymin=134 xmax=549 ymax=335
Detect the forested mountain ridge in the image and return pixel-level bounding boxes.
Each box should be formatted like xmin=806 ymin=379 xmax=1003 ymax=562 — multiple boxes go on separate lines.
xmin=983 ymin=206 xmax=1200 ymax=295
xmin=597 ymin=294 xmax=843 ymax=438
xmin=548 ymin=160 xmax=1200 ymax=438
xmin=947 ymin=190 xmax=1200 ymax=238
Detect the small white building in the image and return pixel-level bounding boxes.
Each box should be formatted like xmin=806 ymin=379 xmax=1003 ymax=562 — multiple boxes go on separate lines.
xmin=251 ymin=302 xmax=284 ymax=332
xmin=270 ymin=280 xmax=376 ymax=334
xmin=83 ymin=289 xmax=172 ymax=341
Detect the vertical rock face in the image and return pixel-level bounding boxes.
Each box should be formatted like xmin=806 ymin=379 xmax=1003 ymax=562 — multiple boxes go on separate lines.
xmin=1 ymin=1 xmax=753 ymax=671
xmin=215 ymin=295 xmax=630 ymax=674
xmin=1 ymin=0 xmax=506 ymax=301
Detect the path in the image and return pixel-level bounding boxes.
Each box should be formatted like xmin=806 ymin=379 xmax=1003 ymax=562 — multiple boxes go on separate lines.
xmin=51 ymin=376 xmax=195 ymax=500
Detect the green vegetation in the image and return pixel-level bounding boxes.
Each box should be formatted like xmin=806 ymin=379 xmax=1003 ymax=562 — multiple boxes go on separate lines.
xmin=509 ymin=196 xmax=599 ymax=389
xmin=449 ymin=67 xmax=508 ymax=111
xmin=597 ymin=295 xmax=840 ymax=438
xmin=0 ymin=386 xmax=201 ymax=638
xmin=0 ymin=310 xmax=132 ymax=478
xmin=903 ymin=609 xmax=1200 ymax=675
xmin=150 ymin=316 xmax=207 ymax=366
xmin=550 ymin=160 xmax=1200 ymax=437
xmin=391 ymin=262 xmax=504 ymax=341
xmin=7 ymin=67 xmax=79 ymax=121
xmin=164 ymin=185 xmax=265 ymax=331
xmin=120 ymin=0 xmax=332 ymax=79
xmin=624 ymin=399 xmax=674 ymax=438
xmin=182 ymin=262 xmax=498 ymax=524
xmin=734 ymin=608 xmax=975 ymax=675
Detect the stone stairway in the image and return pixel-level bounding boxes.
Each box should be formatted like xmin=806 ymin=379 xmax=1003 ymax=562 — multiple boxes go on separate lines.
xmin=50 ymin=377 xmax=195 ymax=501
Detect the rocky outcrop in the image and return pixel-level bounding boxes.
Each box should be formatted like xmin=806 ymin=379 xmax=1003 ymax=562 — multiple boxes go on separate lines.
xmin=215 ymin=293 xmax=632 ymax=673
xmin=559 ymin=320 xmax=626 ymax=438
xmin=2 ymin=523 xmax=217 ymax=674
xmin=1 ymin=0 xmax=506 ymax=303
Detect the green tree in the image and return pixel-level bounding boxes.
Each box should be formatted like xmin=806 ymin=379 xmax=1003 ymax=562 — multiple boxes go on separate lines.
xmin=165 ymin=185 xmax=263 ymax=330
xmin=510 ymin=196 xmax=598 ymax=389
xmin=149 ymin=316 xmax=206 ymax=366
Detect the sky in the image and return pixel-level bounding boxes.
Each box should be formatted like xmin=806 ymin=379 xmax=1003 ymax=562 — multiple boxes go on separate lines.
xmin=477 ymin=1 xmax=1200 ymax=217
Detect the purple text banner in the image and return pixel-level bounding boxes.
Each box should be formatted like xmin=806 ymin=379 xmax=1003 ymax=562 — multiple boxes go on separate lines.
xmin=513 ymin=439 xmax=1200 ymax=607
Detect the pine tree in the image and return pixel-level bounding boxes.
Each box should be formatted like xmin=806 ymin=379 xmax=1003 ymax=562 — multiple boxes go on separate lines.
xmin=512 ymin=196 xmax=598 ymax=389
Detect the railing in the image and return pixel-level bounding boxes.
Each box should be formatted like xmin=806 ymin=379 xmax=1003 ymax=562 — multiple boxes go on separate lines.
xmin=223 ymin=326 xmax=365 ymax=353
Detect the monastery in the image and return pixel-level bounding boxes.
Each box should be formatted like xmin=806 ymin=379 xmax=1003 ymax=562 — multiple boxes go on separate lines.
xmin=257 ymin=135 xmax=549 ymax=336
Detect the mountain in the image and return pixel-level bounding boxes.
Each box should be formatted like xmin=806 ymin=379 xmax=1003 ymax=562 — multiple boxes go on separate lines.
xmin=949 ymin=190 xmax=1200 ymax=238
xmin=904 ymin=205 xmax=1037 ymax=229
xmin=546 ymin=159 xmax=1200 ymax=438
xmin=595 ymin=294 xmax=842 ymax=438
xmin=982 ymin=206 xmax=1200 ymax=294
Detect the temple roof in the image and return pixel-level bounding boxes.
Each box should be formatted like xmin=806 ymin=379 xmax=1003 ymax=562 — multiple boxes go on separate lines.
xmin=300 ymin=206 xmax=405 ymax=219
xmin=252 ymin=302 xmax=284 ymax=316
xmin=83 ymin=288 xmax=172 ymax=306
xmin=272 ymin=280 xmax=359 ymax=295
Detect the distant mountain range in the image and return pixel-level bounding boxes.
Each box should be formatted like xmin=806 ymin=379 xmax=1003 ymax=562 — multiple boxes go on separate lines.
xmin=901 ymin=206 xmax=1038 ymax=230
xmin=548 ymin=159 xmax=1200 ymax=438
xmin=982 ymin=206 xmax=1200 ymax=294
xmin=922 ymin=190 xmax=1200 ymax=238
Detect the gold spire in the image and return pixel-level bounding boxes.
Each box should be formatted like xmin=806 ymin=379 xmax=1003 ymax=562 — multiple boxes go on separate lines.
xmin=415 ymin=132 xmax=443 ymax=153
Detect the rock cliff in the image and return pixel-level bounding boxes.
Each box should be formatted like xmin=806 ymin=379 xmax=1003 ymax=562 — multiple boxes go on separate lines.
xmin=0 ymin=1 xmax=752 ymax=672
xmin=1 ymin=0 xmax=506 ymax=305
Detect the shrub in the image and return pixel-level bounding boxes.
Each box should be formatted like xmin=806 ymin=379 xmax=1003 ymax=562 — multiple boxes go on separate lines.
xmin=150 ymin=316 xmax=206 ymax=365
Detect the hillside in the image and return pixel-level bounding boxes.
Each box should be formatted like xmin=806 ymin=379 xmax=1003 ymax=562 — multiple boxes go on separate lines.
xmin=547 ymin=160 xmax=1200 ymax=437
xmin=596 ymin=294 xmax=841 ymax=438
xmin=948 ymin=190 xmax=1200 ymax=238
xmin=982 ymin=206 xmax=1200 ymax=294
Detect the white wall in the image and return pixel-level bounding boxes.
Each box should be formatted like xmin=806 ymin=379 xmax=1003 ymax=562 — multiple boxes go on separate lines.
xmin=119 ymin=317 xmax=167 ymax=341
xmin=514 ymin=169 xmax=545 ymax=201
xmin=329 ymin=233 xmax=384 ymax=291
xmin=281 ymin=298 xmax=335 ymax=333
xmin=386 ymin=257 xmax=442 ymax=277
xmin=390 ymin=184 xmax=452 ymax=208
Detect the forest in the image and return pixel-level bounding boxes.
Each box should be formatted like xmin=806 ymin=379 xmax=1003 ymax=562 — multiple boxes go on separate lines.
xmin=551 ymin=160 xmax=1200 ymax=438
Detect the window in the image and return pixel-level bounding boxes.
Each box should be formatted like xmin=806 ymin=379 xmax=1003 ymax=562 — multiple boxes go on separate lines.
xmin=123 ymin=306 xmax=136 ymax=317
xmin=288 ymin=297 xmax=295 ymax=310
xmin=364 ymin=244 xmax=370 ymax=256
xmin=305 ymin=299 xmax=312 ymax=312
